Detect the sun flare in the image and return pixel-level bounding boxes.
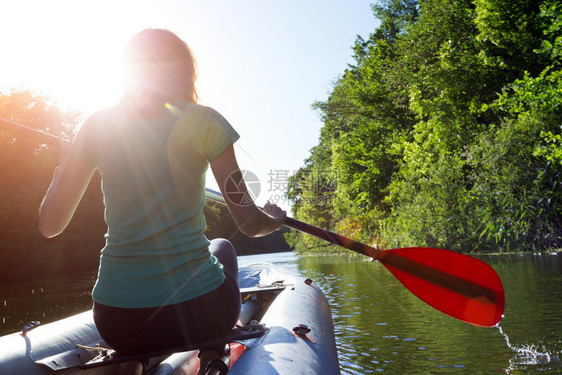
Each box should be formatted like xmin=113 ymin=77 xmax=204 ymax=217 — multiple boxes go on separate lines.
xmin=0 ymin=1 xmax=145 ymax=115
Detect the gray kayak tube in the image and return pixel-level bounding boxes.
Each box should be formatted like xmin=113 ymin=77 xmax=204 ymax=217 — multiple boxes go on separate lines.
xmin=229 ymin=263 xmax=340 ymax=375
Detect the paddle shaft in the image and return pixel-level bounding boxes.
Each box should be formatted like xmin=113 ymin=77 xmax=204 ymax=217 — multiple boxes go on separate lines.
xmin=0 ymin=117 xmax=62 ymax=145
xmin=284 ymin=217 xmax=380 ymax=258
xmin=284 ymin=217 xmax=497 ymax=303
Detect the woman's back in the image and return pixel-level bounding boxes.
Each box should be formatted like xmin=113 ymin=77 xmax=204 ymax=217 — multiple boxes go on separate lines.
xmin=73 ymin=101 xmax=239 ymax=308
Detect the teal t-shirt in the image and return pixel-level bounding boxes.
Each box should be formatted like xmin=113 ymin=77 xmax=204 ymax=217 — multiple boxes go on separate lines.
xmin=72 ymin=101 xmax=239 ymax=308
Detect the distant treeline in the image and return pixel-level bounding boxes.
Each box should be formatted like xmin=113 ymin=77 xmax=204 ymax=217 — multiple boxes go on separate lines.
xmin=0 ymin=90 xmax=291 ymax=283
xmin=286 ymin=0 xmax=561 ymax=253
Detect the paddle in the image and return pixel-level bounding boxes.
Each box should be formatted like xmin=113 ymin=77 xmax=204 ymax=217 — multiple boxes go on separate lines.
xmin=205 ymin=188 xmax=505 ymax=328
xmin=2 ymin=118 xmax=505 ymax=327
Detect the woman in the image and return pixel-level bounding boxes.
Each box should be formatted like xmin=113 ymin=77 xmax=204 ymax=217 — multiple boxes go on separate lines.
xmin=39 ymin=29 xmax=286 ymax=374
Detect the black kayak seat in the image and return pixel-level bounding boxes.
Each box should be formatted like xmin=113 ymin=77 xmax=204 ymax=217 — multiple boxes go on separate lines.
xmin=80 ymin=285 xmax=286 ymax=370
xmin=80 ymin=321 xmax=268 ymax=370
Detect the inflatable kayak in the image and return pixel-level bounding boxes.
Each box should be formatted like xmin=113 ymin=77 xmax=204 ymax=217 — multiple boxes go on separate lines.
xmin=0 ymin=263 xmax=340 ymax=374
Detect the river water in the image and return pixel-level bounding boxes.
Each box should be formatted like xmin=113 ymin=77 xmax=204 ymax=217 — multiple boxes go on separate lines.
xmin=1 ymin=251 xmax=561 ymax=374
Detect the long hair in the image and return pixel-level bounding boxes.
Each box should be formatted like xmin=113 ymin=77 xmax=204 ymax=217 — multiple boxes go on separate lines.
xmin=123 ymin=29 xmax=198 ymax=104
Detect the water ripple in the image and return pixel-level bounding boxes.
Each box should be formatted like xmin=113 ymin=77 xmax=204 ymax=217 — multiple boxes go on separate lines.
xmin=296 ymin=253 xmax=562 ymax=374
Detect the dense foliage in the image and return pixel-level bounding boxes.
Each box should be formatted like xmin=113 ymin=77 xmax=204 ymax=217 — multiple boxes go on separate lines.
xmin=0 ymin=90 xmax=291 ymax=282
xmin=287 ymin=0 xmax=561 ymax=253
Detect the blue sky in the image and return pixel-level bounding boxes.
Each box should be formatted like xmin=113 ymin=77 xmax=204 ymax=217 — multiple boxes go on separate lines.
xmin=1 ymin=0 xmax=378 ymax=209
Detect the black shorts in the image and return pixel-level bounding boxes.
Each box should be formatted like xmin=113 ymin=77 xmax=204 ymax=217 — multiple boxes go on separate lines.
xmin=93 ymin=239 xmax=241 ymax=355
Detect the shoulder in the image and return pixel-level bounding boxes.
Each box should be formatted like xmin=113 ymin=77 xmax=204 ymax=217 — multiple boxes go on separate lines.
xmin=73 ymin=106 xmax=125 ymax=149
xmin=80 ymin=106 xmax=121 ymax=130
xmin=176 ymin=102 xmax=223 ymax=121
xmin=171 ymin=102 xmax=231 ymax=133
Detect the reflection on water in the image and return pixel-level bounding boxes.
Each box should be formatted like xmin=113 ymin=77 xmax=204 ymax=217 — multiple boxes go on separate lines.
xmin=1 ymin=251 xmax=561 ymax=374
xmin=297 ymin=252 xmax=562 ymax=374
xmin=0 ymin=272 xmax=96 ymax=336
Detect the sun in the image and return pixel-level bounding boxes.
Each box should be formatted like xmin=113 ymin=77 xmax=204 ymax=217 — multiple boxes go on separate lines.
xmin=29 ymin=46 xmax=126 ymax=115
xmin=0 ymin=1 xmax=141 ymax=115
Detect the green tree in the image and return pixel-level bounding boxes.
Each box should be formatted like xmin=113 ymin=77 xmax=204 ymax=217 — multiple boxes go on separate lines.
xmin=292 ymin=0 xmax=560 ymax=253
xmin=467 ymin=1 xmax=562 ymax=250
xmin=0 ymin=90 xmax=104 ymax=281
xmin=287 ymin=0 xmax=418 ymax=251
xmin=382 ymin=0 xmax=559 ymax=251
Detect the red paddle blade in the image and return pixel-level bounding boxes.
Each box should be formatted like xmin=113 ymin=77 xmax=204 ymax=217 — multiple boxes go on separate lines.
xmin=379 ymin=247 xmax=505 ymax=327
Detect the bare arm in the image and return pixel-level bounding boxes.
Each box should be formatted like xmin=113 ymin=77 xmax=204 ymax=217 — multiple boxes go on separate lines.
xmin=210 ymin=144 xmax=286 ymax=237
xmin=39 ymin=142 xmax=95 ymax=238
